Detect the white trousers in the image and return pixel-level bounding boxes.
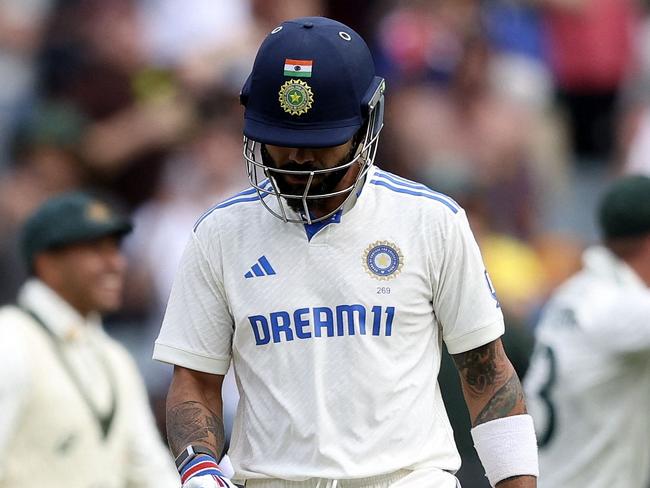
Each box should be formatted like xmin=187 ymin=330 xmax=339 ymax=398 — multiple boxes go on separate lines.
xmin=241 ymin=468 xmax=461 ymax=488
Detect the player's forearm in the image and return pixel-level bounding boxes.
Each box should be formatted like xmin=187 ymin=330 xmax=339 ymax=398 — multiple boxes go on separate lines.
xmin=453 ymin=339 xmax=537 ymax=487
xmin=166 ymin=366 xmax=226 ymax=459
xmin=452 ymin=338 xmax=527 ymax=426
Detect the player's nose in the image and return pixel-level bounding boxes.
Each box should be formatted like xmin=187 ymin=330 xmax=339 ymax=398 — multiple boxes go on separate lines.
xmin=287 ymin=147 xmax=315 ymax=165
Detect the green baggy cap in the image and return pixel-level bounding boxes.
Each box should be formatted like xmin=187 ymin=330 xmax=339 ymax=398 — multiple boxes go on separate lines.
xmin=599 ymin=175 xmax=650 ymax=239
xmin=20 ymin=191 xmax=133 ymax=269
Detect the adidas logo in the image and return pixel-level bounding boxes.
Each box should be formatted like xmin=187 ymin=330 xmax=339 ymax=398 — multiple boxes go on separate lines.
xmin=244 ymin=256 xmax=277 ymax=279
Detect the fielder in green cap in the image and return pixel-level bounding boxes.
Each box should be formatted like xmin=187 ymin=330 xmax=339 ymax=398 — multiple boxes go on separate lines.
xmin=599 ymin=175 xmax=650 ymax=262
xmin=0 ymin=191 xmax=179 ymax=486
xmin=20 ymin=191 xmax=133 ymax=274
xmin=524 ymin=174 xmax=650 ymax=488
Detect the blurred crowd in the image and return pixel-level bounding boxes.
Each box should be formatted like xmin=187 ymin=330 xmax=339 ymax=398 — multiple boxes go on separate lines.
xmin=1 ymin=0 xmax=649 ymax=485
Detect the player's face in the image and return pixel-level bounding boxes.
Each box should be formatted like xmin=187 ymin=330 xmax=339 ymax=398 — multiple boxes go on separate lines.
xmin=261 ymin=139 xmax=358 ymax=212
xmin=40 ymin=236 xmax=127 ymax=316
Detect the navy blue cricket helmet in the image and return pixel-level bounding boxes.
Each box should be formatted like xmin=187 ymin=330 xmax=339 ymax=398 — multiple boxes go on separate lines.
xmin=240 ymin=17 xmax=385 ymax=223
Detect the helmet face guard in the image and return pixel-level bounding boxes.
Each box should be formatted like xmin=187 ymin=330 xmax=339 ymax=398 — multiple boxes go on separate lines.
xmin=243 ymin=78 xmax=385 ymax=224
xmin=239 ymin=17 xmax=386 ymax=224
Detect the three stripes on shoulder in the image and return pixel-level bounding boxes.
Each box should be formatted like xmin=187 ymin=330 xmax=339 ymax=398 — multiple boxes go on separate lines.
xmin=371 ymin=170 xmax=459 ymax=213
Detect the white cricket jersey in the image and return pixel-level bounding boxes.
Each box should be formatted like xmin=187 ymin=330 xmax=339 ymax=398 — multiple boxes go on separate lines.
xmin=524 ymin=246 xmax=650 ymax=488
xmin=154 ymin=166 xmax=504 ymax=481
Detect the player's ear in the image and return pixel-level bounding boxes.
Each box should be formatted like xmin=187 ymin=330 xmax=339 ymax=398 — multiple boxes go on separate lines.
xmin=33 ymin=250 xmax=64 ymax=285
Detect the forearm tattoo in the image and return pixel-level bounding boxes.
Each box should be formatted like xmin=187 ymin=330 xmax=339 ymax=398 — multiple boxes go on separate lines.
xmin=452 ymin=340 xmax=526 ymax=426
xmin=167 ymin=400 xmax=225 ymax=458
xmin=474 ymin=372 xmax=525 ymax=425
xmin=452 ymin=341 xmax=508 ymax=395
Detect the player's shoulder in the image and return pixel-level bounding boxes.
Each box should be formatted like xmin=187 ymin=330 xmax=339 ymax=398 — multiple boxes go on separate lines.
xmin=0 ymin=304 xmax=39 ymax=335
xmin=0 ymin=304 xmax=23 ymax=323
xmin=368 ymin=167 xmax=461 ymax=216
xmin=536 ymin=267 xmax=616 ymax=334
xmin=552 ymin=265 xmax=614 ymax=305
xmin=193 ymin=180 xmax=272 ymax=233
xmin=0 ymin=305 xmax=36 ymax=370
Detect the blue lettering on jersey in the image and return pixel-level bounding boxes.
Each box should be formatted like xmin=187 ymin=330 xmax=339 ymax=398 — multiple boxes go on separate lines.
xmin=293 ymin=308 xmax=311 ymax=339
xmin=250 ymin=315 xmax=270 ymax=344
xmin=336 ymin=304 xmax=366 ymax=335
xmin=248 ymin=305 xmax=396 ymax=345
xmin=314 ymin=307 xmax=334 ymax=337
xmin=270 ymin=311 xmax=293 ymax=342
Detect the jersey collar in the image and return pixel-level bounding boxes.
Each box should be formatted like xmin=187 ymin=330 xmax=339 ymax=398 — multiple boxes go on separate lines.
xmin=583 ymin=246 xmax=648 ymax=289
xmin=300 ymin=165 xmax=374 ymax=240
xmin=291 ymin=164 xmax=374 ymax=221
xmin=17 ymin=279 xmax=102 ymax=342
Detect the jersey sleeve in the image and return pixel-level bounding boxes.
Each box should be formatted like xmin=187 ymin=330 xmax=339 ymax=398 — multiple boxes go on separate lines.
xmin=153 ymin=230 xmax=233 ymax=374
xmin=432 ymin=209 xmax=505 ymax=354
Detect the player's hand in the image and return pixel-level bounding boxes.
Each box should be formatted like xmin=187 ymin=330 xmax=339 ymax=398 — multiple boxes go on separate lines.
xmin=180 ymin=454 xmax=240 ymax=488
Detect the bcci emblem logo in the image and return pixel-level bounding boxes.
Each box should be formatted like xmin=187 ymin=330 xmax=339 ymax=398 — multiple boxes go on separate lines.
xmin=278 ymin=79 xmax=314 ymax=116
xmin=363 ymin=241 xmax=404 ymax=280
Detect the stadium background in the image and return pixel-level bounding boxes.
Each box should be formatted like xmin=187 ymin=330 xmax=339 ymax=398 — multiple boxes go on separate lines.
xmin=0 ymin=0 xmax=648 ymax=485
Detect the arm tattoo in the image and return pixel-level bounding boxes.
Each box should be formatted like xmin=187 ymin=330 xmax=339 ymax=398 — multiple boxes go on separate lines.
xmin=167 ymin=400 xmax=225 ymax=458
xmin=475 ymin=372 xmax=525 ymax=425
xmin=452 ymin=341 xmax=508 ymax=397
xmin=452 ymin=340 xmax=526 ymax=426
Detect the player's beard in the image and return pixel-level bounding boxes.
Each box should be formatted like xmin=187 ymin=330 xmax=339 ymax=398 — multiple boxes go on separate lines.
xmin=260 ymin=143 xmax=359 ymax=213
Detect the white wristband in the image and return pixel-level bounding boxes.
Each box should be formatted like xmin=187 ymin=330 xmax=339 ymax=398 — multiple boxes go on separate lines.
xmin=471 ymin=414 xmax=539 ymax=487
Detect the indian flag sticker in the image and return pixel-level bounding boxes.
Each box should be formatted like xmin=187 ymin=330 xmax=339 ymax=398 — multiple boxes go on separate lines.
xmin=284 ymin=59 xmax=313 ymax=77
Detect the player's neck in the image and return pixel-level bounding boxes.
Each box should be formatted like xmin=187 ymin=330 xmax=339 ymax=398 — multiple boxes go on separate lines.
xmin=625 ymin=243 xmax=650 ymax=287
xmin=630 ymin=261 xmax=650 ymax=288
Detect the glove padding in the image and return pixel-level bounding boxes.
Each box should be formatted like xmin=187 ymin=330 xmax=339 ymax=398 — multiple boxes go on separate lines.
xmin=180 ymin=454 xmax=239 ymax=488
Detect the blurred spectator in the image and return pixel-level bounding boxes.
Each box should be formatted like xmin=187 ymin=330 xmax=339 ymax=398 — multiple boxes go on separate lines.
xmin=125 ymin=94 xmax=245 ymax=315
xmin=38 ymin=0 xmax=195 ymax=206
xmin=0 ymin=101 xmax=87 ymax=303
xmin=483 ymin=0 xmax=553 ymax=111
xmin=327 ymin=0 xmax=375 ymax=37
xmin=0 ymin=0 xmax=54 ymax=165
xmin=484 ymin=0 xmax=546 ymax=62
xmin=375 ymin=0 xmax=476 ymax=85
xmin=467 ymin=196 xmax=549 ymax=321
xmin=140 ymin=0 xmax=257 ymax=96
xmin=382 ymin=55 xmax=539 ymax=238
xmin=139 ymin=0 xmax=251 ymax=69
xmin=1 ymin=100 xmax=86 ymax=220
xmin=250 ymin=0 xmax=326 ymax=29
xmin=542 ymin=0 xmax=640 ymax=163
xmin=171 ymin=0 xmax=326 ymax=96
xmin=624 ymin=107 xmax=650 ymax=176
